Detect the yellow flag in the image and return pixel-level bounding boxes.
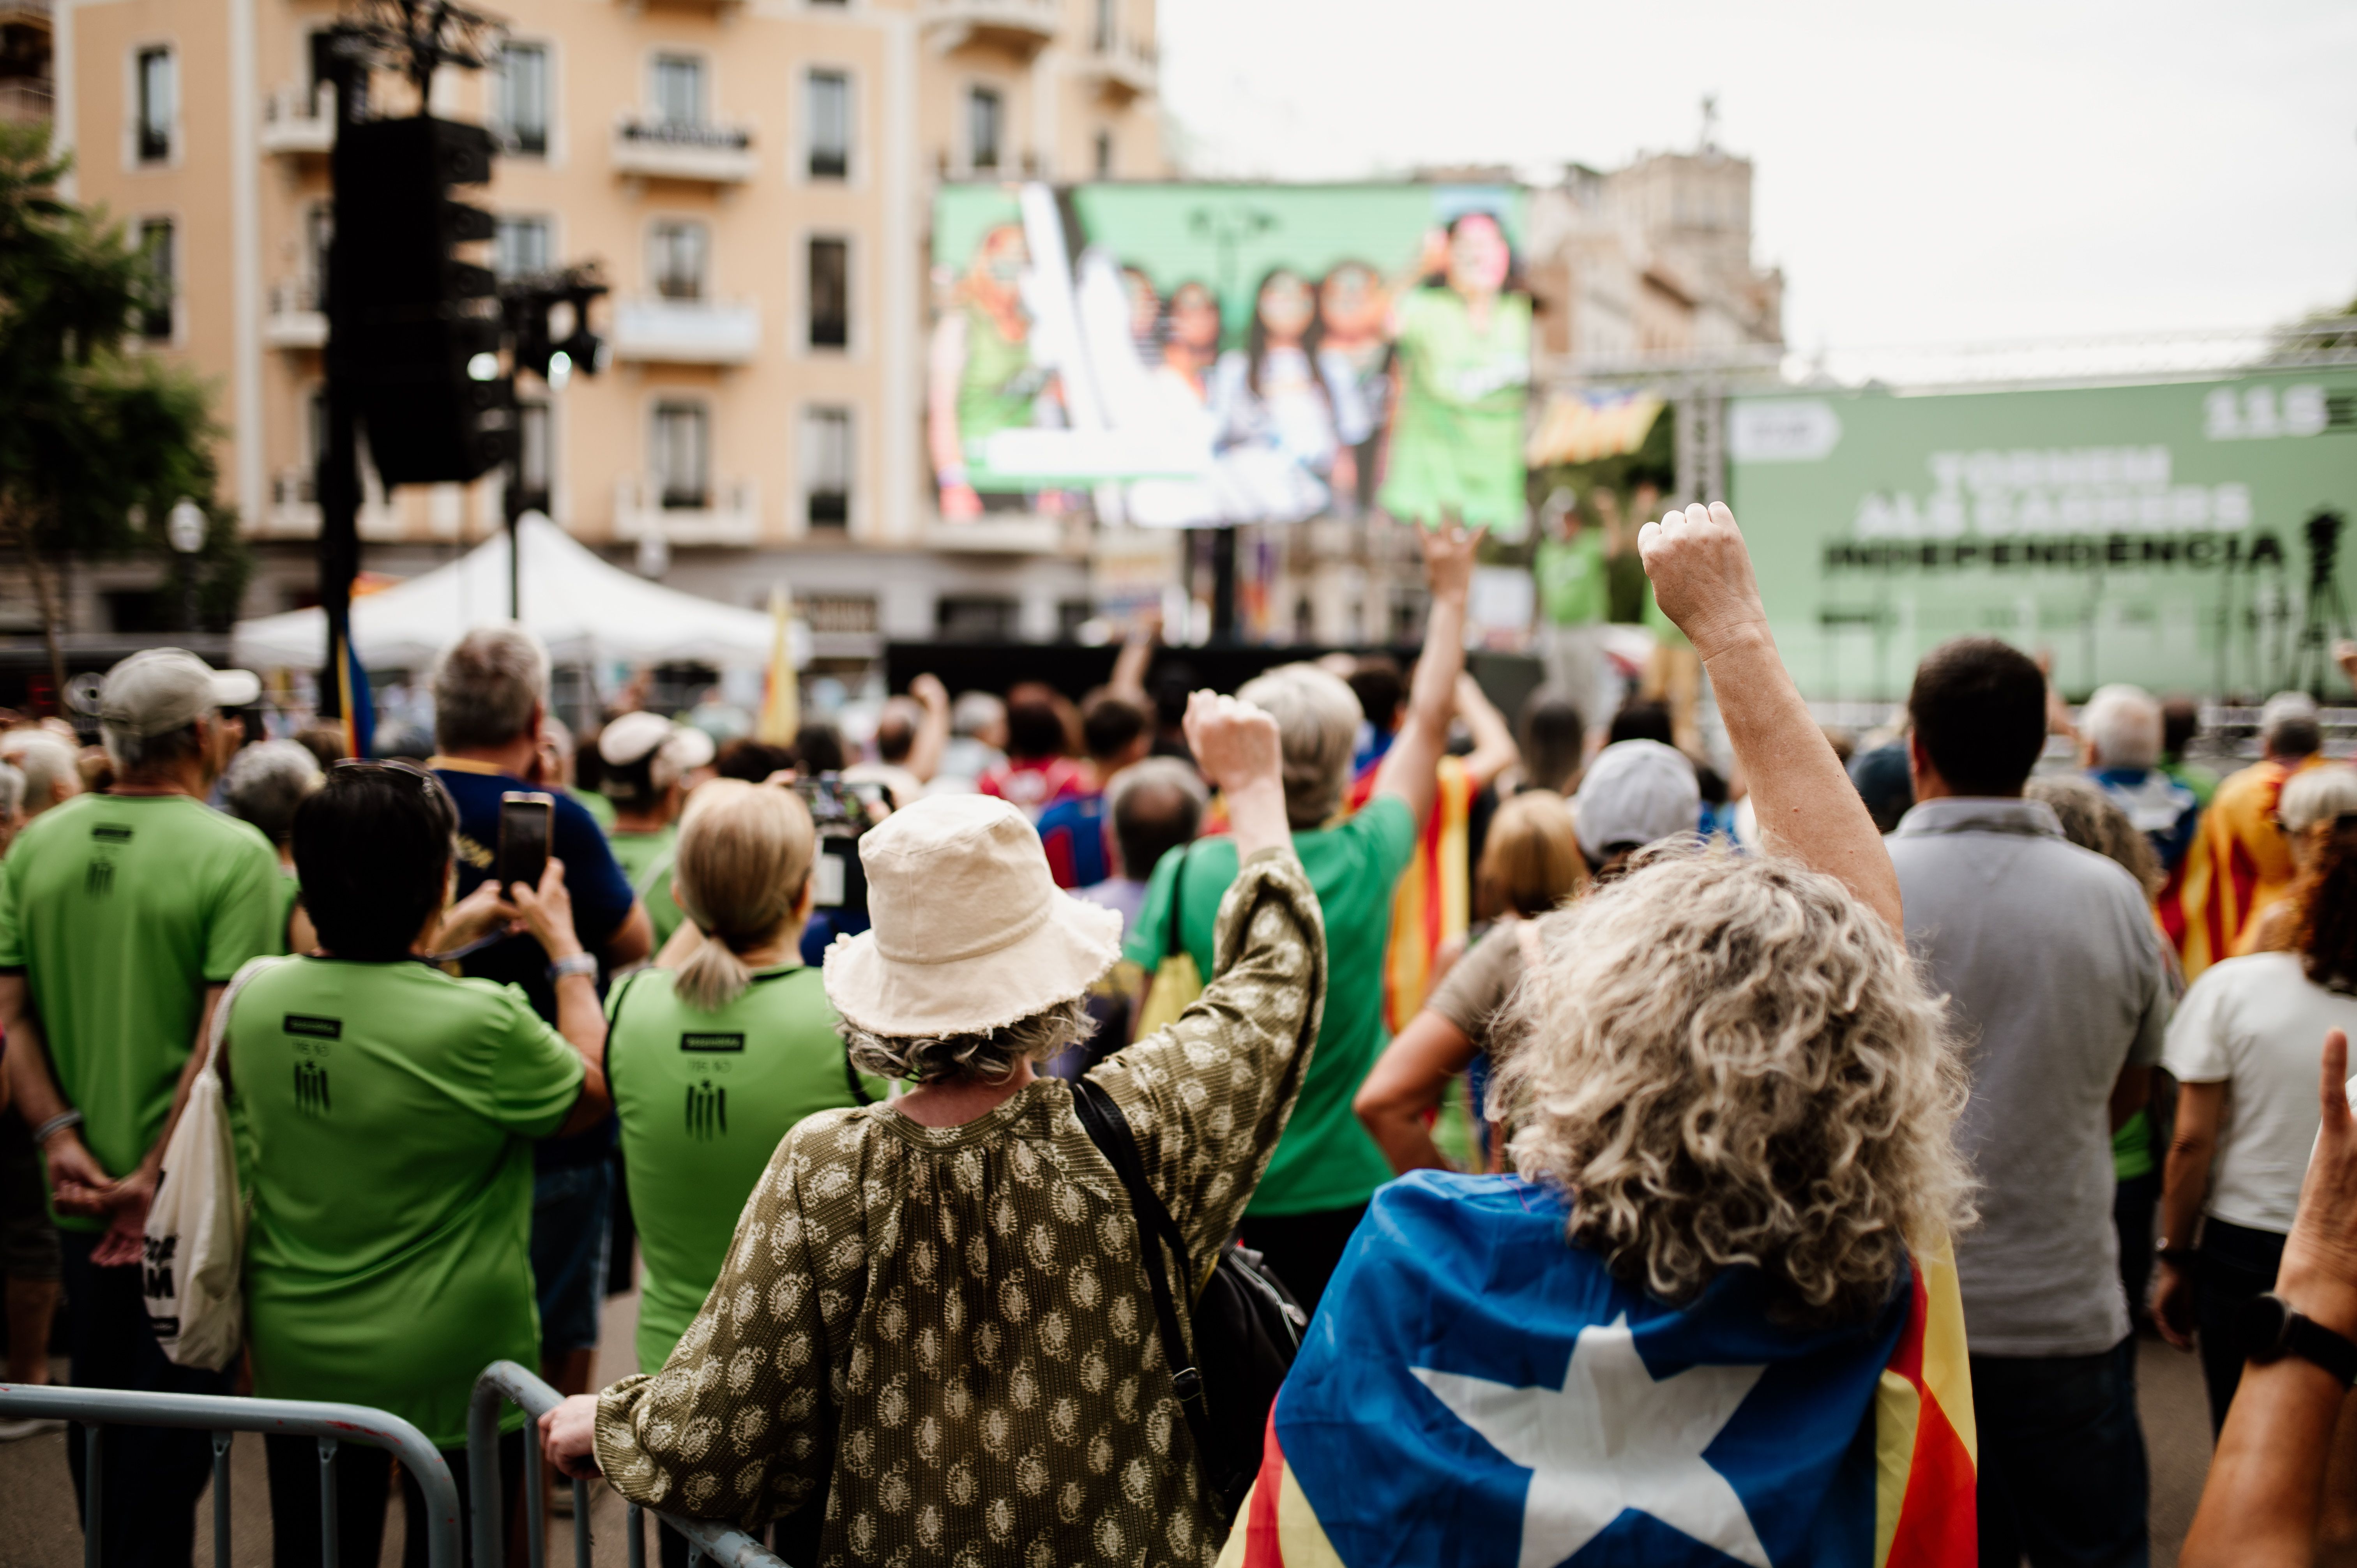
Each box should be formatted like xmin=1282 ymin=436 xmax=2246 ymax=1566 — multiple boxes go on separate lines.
xmin=755 ymin=582 xmax=799 ymax=745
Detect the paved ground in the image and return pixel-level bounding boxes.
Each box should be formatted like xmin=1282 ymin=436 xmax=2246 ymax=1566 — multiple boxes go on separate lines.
xmin=1 ymin=1293 xmax=2219 ymax=1568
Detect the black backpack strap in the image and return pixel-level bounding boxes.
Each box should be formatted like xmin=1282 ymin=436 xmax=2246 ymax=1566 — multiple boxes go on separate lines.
xmin=843 ymin=1050 xmax=875 ymax=1107
xmin=1071 ymin=1078 xmax=1215 ymax=1450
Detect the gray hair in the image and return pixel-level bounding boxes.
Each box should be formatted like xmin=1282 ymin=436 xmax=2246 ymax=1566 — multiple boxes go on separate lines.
xmin=839 ymin=996 xmax=1094 ymax=1085
xmin=221 ymin=739 xmax=326 ymax=844
xmin=2282 ymin=765 xmax=2357 ymax=835
xmin=3 ymin=733 xmax=81 ymax=813
xmin=0 ymin=761 xmax=26 ymax=821
xmin=103 ymin=721 xmax=204 ymax=777
xmin=1106 ymin=755 xmax=1208 ymax=822
xmin=2026 ymin=775 xmax=2161 ymax=899
xmin=432 ymin=625 xmax=551 ymax=752
xmin=952 ymin=691 xmax=1005 ymax=739
xmin=2080 ymin=683 xmax=2162 ymax=770
xmin=1237 ymin=662 xmax=1362 ymax=830
xmin=1497 ymin=842 xmax=1974 ymax=1328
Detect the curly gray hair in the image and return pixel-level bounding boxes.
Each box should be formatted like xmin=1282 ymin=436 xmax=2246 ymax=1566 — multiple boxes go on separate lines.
xmin=839 ymin=996 xmax=1095 ymax=1085
xmin=1495 ymin=842 xmax=1975 ymax=1328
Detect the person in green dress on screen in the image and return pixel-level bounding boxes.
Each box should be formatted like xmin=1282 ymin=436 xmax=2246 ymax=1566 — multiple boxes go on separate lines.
xmin=927 ymin=223 xmax=1055 ymax=521
xmin=595 ymin=711 xmax=714 ymax=951
xmin=226 ymin=761 xmax=612 ymax=1566
xmin=605 ymin=778 xmax=885 ymax=1566
xmin=1377 ymin=211 xmax=1533 ymax=537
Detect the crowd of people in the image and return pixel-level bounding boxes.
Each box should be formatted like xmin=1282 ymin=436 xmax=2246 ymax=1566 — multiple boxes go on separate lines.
xmin=4 ymin=507 xmax=2357 ymax=1568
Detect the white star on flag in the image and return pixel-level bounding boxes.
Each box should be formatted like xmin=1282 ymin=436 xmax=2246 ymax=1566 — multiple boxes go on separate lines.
xmin=1414 ymin=1313 xmax=1772 ymax=1568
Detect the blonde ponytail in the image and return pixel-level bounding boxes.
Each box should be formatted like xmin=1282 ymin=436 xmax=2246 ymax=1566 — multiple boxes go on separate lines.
xmin=669 ymin=780 xmax=817 ymax=1011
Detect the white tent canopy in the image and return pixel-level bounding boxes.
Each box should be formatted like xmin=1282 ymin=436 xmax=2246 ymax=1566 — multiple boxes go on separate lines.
xmin=231 ymin=515 xmax=802 ymax=672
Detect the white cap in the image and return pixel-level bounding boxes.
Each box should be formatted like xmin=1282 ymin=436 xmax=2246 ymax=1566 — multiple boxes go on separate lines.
xmin=98 ymin=649 xmax=260 ymax=740
xmin=597 ymin=710 xmax=717 ymax=773
xmin=1573 ymin=740 xmax=1700 ymax=858
xmin=2261 ymin=690 xmax=2320 ymax=736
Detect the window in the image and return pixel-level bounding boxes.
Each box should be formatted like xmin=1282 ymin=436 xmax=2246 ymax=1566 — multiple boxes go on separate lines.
xmin=806 ymin=70 xmax=849 ymax=180
xmin=936 ymin=595 xmax=1018 ymax=641
xmin=135 ymin=47 xmax=174 ymax=162
xmin=1094 ymin=129 xmax=1113 ymax=178
xmin=136 ymin=218 xmax=174 ymax=339
xmin=516 ymin=402 xmax=552 ymax=507
xmin=804 ymin=407 xmax=851 ymax=528
xmin=1094 ymin=0 xmax=1115 ymax=51
xmin=807 ymin=237 xmax=848 ymax=349
xmin=649 ymin=221 xmax=707 ymax=301
xmin=495 ymin=216 xmax=550 ymax=281
xmin=304 ymin=202 xmax=332 ymax=293
xmin=652 ymin=403 xmax=709 ymax=509
xmin=494 ymin=44 xmax=549 ymax=156
xmin=652 ymin=55 xmax=705 ymax=127
xmin=968 ymin=87 xmax=1001 ymax=173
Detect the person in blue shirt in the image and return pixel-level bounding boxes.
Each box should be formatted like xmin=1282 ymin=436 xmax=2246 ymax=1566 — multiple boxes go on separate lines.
xmin=428 ymin=627 xmax=649 ymax=1411
xmin=1035 ymin=690 xmax=1152 ymax=889
xmin=2082 ymin=683 xmax=2201 ymax=874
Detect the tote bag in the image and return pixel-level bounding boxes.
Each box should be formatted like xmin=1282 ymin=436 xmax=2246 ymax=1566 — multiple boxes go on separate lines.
xmin=145 ymin=956 xmax=284 ymax=1369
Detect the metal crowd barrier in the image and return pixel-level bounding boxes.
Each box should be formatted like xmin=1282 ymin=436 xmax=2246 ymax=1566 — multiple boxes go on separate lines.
xmin=0 ymin=1381 xmax=462 ymax=1568
xmin=468 ymin=1360 xmax=790 ymax=1568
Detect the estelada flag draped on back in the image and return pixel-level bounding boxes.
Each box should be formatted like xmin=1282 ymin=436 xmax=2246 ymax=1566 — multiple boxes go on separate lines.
xmin=1343 ymin=752 xmax=1474 ymax=1031
xmin=1219 ymin=1173 xmax=1976 ymax=1568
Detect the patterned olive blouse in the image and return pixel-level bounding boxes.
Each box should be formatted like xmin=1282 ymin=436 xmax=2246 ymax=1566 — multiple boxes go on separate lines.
xmin=594 ymin=850 xmax=1328 ymax=1567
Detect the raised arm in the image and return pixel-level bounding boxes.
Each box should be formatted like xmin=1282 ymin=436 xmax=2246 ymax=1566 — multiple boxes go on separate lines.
xmin=1373 ymin=526 xmax=1482 ymax=828
xmin=906 ymin=672 xmax=951 ymax=784
xmin=1452 ymin=673 xmax=1520 ymax=793
xmin=1638 ymin=502 xmax=1901 ymax=930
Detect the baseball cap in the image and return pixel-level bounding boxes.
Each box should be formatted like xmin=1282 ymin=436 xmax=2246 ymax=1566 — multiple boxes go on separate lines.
xmin=1573 ymin=739 xmax=1700 ymax=858
xmin=98 ymin=649 xmax=261 ymax=740
xmin=598 ymin=710 xmax=717 ymax=773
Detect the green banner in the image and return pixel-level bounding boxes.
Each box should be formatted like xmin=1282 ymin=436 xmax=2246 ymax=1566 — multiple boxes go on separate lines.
xmin=1727 ymin=372 xmax=2357 ymax=700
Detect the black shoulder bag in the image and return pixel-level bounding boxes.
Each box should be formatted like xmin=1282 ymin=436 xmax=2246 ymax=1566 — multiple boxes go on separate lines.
xmin=1071 ymin=1077 xmax=1307 ymax=1521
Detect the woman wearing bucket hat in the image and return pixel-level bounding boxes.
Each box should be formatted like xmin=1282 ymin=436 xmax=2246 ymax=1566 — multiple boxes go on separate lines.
xmin=539 ymin=690 xmax=1325 ymax=1564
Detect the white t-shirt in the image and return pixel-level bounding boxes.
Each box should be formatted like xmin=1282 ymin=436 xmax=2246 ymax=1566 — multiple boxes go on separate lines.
xmin=2164 ymin=951 xmax=2357 ymax=1234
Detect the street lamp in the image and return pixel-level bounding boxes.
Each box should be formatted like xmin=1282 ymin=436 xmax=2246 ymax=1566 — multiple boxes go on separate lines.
xmin=167 ymin=497 xmax=205 ymax=633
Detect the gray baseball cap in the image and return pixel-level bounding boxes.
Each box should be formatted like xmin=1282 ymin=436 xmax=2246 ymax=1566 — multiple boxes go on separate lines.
xmin=1574 ymin=739 xmax=1701 ymax=857
xmin=98 ymin=649 xmax=261 ymax=739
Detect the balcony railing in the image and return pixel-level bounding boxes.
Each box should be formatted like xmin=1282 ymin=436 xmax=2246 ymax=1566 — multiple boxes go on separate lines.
xmin=0 ymin=78 xmax=53 ymax=126
xmin=609 ymin=295 xmax=762 ymax=365
xmin=265 ymin=282 xmax=326 ymax=350
xmin=610 ymin=116 xmax=756 ymax=183
xmin=613 ymin=476 xmax=760 ymax=547
xmin=260 ymin=83 xmax=332 ymax=155
xmin=1082 ymin=36 xmax=1157 ymax=100
xmin=920 ymin=0 xmax=1059 ymax=56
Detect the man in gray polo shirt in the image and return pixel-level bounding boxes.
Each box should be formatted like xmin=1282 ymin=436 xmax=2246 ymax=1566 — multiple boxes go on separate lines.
xmin=1887 ymin=637 xmax=2168 ymax=1568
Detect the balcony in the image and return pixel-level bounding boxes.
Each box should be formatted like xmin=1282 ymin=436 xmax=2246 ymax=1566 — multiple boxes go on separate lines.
xmin=262 ymin=470 xmax=319 ymax=539
xmin=260 ymin=83 xmax=332 ymax=155
xmin=613 ymin=476 xmax=760 ymax=547
xmin=610 ymin=116 xmax=756 ymax=183
xmin=0 ymin=78 xmax=53 ymax=127
xmin=609 ymin=296 xmax=761 ymax=365
xmin=921 ymin=0 xmax=1059 ymax=58
xmin=1081 ymin=37 xmax=1157 ymax=101
xmin=265 ymin=282 xmax=327 ymax=350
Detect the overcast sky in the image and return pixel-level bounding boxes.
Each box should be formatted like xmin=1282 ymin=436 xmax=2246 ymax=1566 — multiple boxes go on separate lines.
xmin=1156 ymin=0 xmax=2357 ymax=355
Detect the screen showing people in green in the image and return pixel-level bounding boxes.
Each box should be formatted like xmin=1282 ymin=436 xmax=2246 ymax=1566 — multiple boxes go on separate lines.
xmin=1726 ymin=372 xmax=2357 ymax=699
xmin=928 ymin=182 xmax=1532 ymax=534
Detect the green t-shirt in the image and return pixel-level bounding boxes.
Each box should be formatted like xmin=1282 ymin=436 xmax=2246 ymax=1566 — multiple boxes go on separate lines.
xmin=0 ymin=793 xmax=282 ymax=1228
xmin=608 ymin=826 xmax=686 ymax=948
xmin=1535 ymin=532 xmax=1610 ymax=627
xmin=272 ymin=868 xmax=304 ymax=951
xmin=227 ymin=957 xmax=585 ymax=1446
xmin=2112 ymin=1106 xmax=2155 ymax=1182
xmin=606 ymin=965 xmax=885 ymax=1370
xmin=1123 ymin=794 xmax=1417 ymax=1215
xmin=1378 ymin=286 xmax=1532 ymax=533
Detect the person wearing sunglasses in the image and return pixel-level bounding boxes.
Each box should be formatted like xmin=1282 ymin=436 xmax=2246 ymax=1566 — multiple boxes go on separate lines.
xmin=221 ymin=759 xmax=612 ymax=1568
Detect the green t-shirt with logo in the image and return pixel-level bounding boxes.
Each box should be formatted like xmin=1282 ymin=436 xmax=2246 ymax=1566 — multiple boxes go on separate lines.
xmin=608 ymin=826 xmax=686 ymax=947
xmin=1124 ymin=794 xmax=1417 ymax=1216
xmin=606 ymin=964 xmax=884 ymax=1371
xmin=227 ymin=957 xmax=585 ymax=1446
xmin=0 ymin=792 xmax=282 ymax=1228
xmin=1535 ymin=531 xmax=1610 ymax=627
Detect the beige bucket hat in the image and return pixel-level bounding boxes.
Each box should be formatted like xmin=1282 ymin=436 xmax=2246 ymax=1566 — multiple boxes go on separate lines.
xmin=822 ymin=794 xmax=1123 ymax=1038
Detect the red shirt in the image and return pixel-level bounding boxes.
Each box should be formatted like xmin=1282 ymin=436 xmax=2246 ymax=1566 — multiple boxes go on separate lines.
xmin=980 ymin=757 xmax=1092 ymax=817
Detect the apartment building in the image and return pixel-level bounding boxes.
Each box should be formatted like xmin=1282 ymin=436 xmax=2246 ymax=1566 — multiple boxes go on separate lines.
xmin=49 ymin=0 xmax=1166 ymax=664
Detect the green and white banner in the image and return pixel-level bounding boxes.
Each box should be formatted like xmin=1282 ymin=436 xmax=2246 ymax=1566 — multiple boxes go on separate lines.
xmin=1727 ymin=372 xmax=2357 ymax=700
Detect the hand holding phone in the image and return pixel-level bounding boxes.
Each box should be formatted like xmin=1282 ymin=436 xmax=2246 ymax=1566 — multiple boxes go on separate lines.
xmin=497 ymin=791 xmax=555 ymax=896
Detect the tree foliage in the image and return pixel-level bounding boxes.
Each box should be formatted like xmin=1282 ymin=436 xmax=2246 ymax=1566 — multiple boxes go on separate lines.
xmin=0 ymin=122 xmax=247 ymax=691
